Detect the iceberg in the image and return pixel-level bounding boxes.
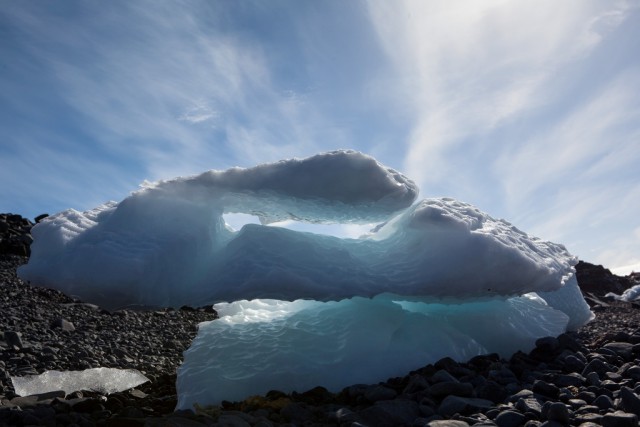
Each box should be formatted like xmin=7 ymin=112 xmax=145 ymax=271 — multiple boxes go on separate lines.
xmin=17 ymin=149 xmax=594 ymax=408
xmin=11 ymin=368 xmax=149 ymax=396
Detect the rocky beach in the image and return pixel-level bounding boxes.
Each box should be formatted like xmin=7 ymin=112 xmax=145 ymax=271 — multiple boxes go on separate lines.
xmin=2 ymin=213 xmax=640 ymax=427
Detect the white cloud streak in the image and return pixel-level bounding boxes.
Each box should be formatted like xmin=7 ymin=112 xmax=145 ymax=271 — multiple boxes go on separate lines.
xmin=497 ymin=69 xmax=640 ymax=209
xmin=367 ymin=0 xmax=636 ymax=192
xmin=2 ymin=2 xmax=346 ymax=188
xmin=366 ymin=0 xmax=640 ymax=271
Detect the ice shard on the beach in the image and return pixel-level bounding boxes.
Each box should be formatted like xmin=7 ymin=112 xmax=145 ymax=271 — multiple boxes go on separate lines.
xmin=11 ymin=368 xmax=149 ymax=396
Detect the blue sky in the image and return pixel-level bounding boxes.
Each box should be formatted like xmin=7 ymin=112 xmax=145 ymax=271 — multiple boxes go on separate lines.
xmin=1 ymin=1 xmax=639 ymax=274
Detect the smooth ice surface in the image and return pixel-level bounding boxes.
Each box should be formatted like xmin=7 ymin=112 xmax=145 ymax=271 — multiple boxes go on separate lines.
xmin=176 ymin=293 xmax=569 ymax=408
xmin=11 ymin=368 xmax=149 ymax=396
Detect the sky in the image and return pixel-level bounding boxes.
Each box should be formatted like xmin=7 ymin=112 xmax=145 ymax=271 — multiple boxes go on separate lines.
xmin=1 ymin=1 xmax=639 ymax=274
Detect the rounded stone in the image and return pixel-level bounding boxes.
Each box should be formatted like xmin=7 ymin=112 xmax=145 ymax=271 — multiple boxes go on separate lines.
xmin=495 ymin=409 xmax=526 ymax=427
xmin=594 ymin=394 xmax=614 ymax=410
xmin=545 ymin=402 xmax=570 ymax=424
xmin=602 ymin=411 xmax=638 ymax=427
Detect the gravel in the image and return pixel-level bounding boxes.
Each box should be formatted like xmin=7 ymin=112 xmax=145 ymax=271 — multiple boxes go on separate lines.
xmin=0 ymin=254 xmax=216 ymax=426
xmin=3 ymin=252 xmax=640 ymax=426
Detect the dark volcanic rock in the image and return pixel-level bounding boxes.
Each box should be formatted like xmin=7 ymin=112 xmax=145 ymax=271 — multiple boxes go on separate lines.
xmin=50 ymin=317 xmax=76 ymax=331
xmin=576 ymin=260 xmax=636 ymax=296
xmin=2 ymin=331 xmax=23 ymax=350
xmin=495 ymin=409 xmax=526 ymax=427
xmin=0 ymin=213 xmax=36 ymax=257
xmin=602 ymin=411 xmax=638 ymax=427
xmin=619 ymin=386 xmax=640 ymax=417
xmin=438 ymin=396 xmax=493 ymax=417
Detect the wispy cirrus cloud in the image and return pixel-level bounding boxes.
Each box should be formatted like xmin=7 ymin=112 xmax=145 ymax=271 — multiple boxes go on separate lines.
xmin=492 ymin=67 xmax=640 ymax=274
xmin=1 ymin=1 xmax=373 ymax=217
xmin=365 ymin=0 xmax=640 ymax=272
xmin=367 ymin=0 xmax=637 ymax=196
xmin=497 ymin=69 xmax=640 ymax=210
xmin=179 ymin=103 xmax=220 ymax=125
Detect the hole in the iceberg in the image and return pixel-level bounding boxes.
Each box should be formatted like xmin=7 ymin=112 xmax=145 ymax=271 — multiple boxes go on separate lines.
xmin=266 ymin=221 xmax=376 ymax=239
xmin=222 ymin=213 xmax=375 ymax=238
xmin=222 ymin=213 xmax=261 ymax=231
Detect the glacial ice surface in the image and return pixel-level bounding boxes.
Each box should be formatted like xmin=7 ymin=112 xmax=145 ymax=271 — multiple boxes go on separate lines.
xmin=11 ymin=368 xmax=149 ymax=396
xmin=16 ymin=149 xmax=594 ymax=408
xmin=177 ymin=275 xmax=592 ymax=408
xmin=177 ymin=294 xmax=570 ymax=408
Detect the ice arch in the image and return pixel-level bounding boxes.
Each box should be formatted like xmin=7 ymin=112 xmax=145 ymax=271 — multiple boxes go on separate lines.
xmin=17 ymin=149 xmax=594 ymax=408
xmin=18 ymin=150 xmax=418 ymax=309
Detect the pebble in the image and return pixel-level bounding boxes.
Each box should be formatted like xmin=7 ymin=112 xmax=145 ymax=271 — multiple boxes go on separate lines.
xmin=619 ymin=386 xmax=640 ymax=417
xmin=364 ymin=384 xmax=397 ymax=402
xmin=554 ymin=373 xmax=584 ymax=388
xmin=2 ymin=331 xmax=23 ymax=349
xmin=50 ymin=317 xmax=76 ymax=331
xmin=495 ymin=409 xmax=526 ymax=427
xmin=594 ymin=394 xmax=615 ymax=410
xmin=602 ymin=411 xmax=638 ymax=427
xmin=582 ymin=358 xmax=612 ymax=377
xmin=429 ymin=381 xmax=474 ymax=398
xmin=358 ymin=399 xmax=420 ymax=425
xmin=543 ymin=402 xmax=570 ymax=424
xmin=426 ymin=420 xmax=470 ymax=427
xmin=438 ymin=396 xmax=493 ymax=417
xmin=561 ymin=354 xmax=585 ymax=372
xmin=603 ymin=342 xmax=634 ymax=360
xmin=532 ymin=380 xmax=559 ymax=399
xmin=585 ymin=371 xmax=601 ymax=386
xmin=515 ymin=396 xmax=543 ymax=416
xmin=217 ymin=413 xmax=252 ymax=427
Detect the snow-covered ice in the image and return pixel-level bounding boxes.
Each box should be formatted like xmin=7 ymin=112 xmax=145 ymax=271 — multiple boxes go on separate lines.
xmin=17 ymin=149 xmax=594 ymax=408
xmin=11 ymin=368 xmax=149 ymax=396
xmin=18 ymin=150 xmax=418 ymax=309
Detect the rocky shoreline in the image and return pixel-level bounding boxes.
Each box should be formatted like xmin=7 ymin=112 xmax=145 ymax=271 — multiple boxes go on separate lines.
xmin=2 ymin=213 xmax=640 ymax=426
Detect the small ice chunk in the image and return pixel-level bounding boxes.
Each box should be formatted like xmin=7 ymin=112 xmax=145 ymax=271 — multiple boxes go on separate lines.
xmin=11 ymin=368 xmax=149 ymax=396
xmin=605 ymin=284 xmax=640 ymax=302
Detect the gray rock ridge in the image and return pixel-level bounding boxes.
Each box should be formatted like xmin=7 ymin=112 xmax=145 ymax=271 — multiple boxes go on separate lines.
xmin=576 ymin=260 xmax=640 ymax=297
xmin=0 ymin=213 xmax=40 ymax=257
